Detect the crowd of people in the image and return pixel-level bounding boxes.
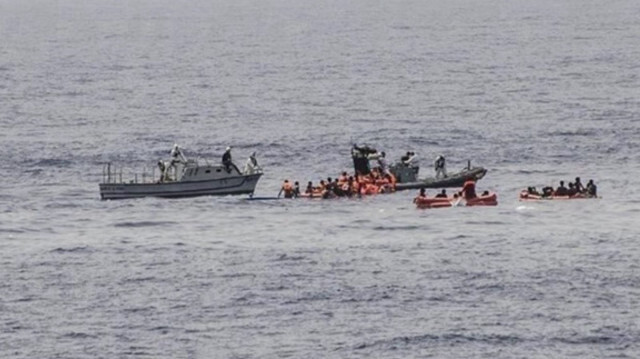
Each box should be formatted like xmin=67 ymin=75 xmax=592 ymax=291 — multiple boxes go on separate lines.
xmin=526 ymin=177 xmax=597 ymax=198
xmin=278 ymin=167 xmax=398 ymax=199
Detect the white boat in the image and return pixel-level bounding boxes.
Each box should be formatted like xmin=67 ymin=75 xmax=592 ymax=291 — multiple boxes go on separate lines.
xmin=99 ymin=146 xmax=262 ymax=200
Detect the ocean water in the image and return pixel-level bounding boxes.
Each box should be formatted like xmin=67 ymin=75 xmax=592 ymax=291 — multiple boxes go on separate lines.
xmin=1 ymin=0 xmax=640 ymax=357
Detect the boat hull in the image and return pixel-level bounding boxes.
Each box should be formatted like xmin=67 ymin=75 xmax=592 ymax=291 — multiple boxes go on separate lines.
xmin=395 ymin=167 xmax=487 ymax=191
xmin=99 ymin=173 xmax=262 ymax=200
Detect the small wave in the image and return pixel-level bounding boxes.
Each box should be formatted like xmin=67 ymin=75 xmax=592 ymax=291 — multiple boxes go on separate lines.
xmin=51 ymin=246 xmax=92 ymax=254
xmin=29 ymin=158 xmax=73 ymax=167
xmin=355 ymin=333 xmax=525 ymax=350
xmin=372 ymin=225 xmax=421 ymax=231
xmin=548 ymin=129 xmax=597 ymax=137
xmin=60 ymin=332 xmax=97 ymax=339
xmin=113 ymin=221 xmax=176 ymax=228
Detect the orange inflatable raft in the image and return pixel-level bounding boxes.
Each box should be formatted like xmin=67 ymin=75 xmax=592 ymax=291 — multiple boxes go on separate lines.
xmin=415 ymin=192 xmax=498 ymax=209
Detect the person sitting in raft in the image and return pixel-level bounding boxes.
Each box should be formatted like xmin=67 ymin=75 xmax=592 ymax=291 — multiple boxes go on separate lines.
xmin=413 ymin=188 xmax=427 ymax=203
xmin=305 ymin=181 xmax=314 ymax=195
xmin=293 ymin=181 xmax=300 ymax=197
xmin=542 ymin=186 xmax=554 ymax=197
xmin=278 ymin=179 xmax=295 ymax=198
xmin=554 ymin=180 xmax=569 ymax=196
xmin=338 ymin=172 xmax=348 ymax=185
xmin=586 ymin=179 xmax=597 ymax=197
xmin=401 ymin=152 xmax=411 ymax=163
xmin=435 ymin=189 xmax=448 ymax=198
xmin=527 ymin=187 xmax=540 ymax=195
xmin=461 ymin=178 xmax=477 ymax=199
xmin=574 ymin=177 xmax=585 ymax=193
xmin=567 ymin=182 xmax=578 ymax=197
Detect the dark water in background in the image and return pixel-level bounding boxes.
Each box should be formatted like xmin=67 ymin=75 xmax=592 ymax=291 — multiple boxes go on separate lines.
xmin=1 ymin=0 xmax=640 ymax=357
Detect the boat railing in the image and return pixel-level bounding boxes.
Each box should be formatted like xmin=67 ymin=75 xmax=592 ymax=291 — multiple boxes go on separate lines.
xmin=102 ymin=162 xmax=177 ymax=184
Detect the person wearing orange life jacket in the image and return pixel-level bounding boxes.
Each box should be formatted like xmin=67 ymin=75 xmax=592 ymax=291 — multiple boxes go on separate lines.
xmin=278 ymin=179 xmax=295 ymax=198
xmin=461 ymin=178 xmax=477 ymax=199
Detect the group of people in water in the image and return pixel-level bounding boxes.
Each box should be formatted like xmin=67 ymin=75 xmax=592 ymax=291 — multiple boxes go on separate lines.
xmin=278 ymin=166 xmax=399 ymax=199
xmin=525 ymin=177 xmax=597 ymax=198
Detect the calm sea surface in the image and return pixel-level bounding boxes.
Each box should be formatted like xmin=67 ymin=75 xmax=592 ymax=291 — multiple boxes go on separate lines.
xmin=1 ymin=0 xmax=640 ymax=357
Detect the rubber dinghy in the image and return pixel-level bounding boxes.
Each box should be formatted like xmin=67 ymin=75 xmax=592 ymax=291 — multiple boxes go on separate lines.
xmin=415 ymin=192 xmax=498 ymax=209
xmin=351 ymin=144 xmax=487 ymax=191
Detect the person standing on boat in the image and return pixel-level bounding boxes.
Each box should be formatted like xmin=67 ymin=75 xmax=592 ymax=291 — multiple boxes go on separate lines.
xmin=222 ymin=146 xmax=239 ymax=173
xmin=166 ymin=144 xmax=187 ymax=181
xmin=435 ymin=155 xmax=447 ymax=178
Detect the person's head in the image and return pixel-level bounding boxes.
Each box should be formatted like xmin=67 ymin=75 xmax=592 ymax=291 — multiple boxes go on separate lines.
xmin=588 ymin=179 xmax=594 ymax=185
xmin=560 ymin=180 xmax=565 ymax=186
xmin=226 ymin=146 xmax=231 ymax=152
xmin=284 ymin=179 xmax=289 ymax=183
xmin=441 ymin=189 xmax=446 ymax=194
xmin=342 ymin=171 xmax=347 ymax=176
xmin=411 ymin=152 xmax=415 ymax=156
xmin=406 ymin=151 xmax=411 ymax=156
xmin=569 ymin=182 xmax=574 ymax=188
xmin=575 ymin=177 xmax=581 ymax=183
xmin=348 ymin=176 xmax=353 ymax=182
xmin=307 ymin=181 xmax=312 ymax=187
xmin=453 ymin=193 xmax=459 ymax=198
xmin=381 ymin=151 xmax=386 ymax=157
xmin=320 ymin=180 xmax=325 ymax=185
xmin=420 ymin=188 xmax=425 ymax=194
xmin=251 ymin=151 xmax=256 ymax=157
xmin=327 ymin=177 xmax=332 ymax=182
xmin=294 ymin=181 xmax=299 ymax=186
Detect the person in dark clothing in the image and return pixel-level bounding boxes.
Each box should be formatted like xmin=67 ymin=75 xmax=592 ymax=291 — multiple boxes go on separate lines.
xmin=586 ymin=179 xmax=597 ymax=197
xmin=542 ymin=186 xmax=554 ymax=197
xmin=567 ymin=183 xmax=577 ymax=197
xmin=222 ymin=146 xmax=239 ymax=173
xmin=435 ymin=189 xmax=448 ymax=198
xmin=413 ymin=188 xmax=427 ymax=203
xmin=554 ymin=181 xmax=569 ymax=196
xmin=574 ymin=177 xmax=585 ymax=193
xmin=293 ymin=181 xmax=300 ymax=197
xmin=305 ymin=181 xmax=314 ymax=194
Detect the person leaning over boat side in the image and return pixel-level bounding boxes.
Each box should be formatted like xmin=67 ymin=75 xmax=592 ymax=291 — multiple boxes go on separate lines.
xmin=243 ymin=151 xmax=260 ymax=174
xmin=377 ymin=151 xmax=391 ymax=176
xmin=278 ymin=179 xmax=295 ymax=198
xmin=405 ymin=152 xmax=419 ymax=167
xmin=435 ymin=155 xmax=447 ymax=178
xmin=586 ymin=179 xmax=597 ymax=197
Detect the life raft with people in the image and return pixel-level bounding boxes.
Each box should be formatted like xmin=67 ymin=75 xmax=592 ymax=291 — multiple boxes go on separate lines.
xmin=414 ymin=179 xmax=498 ymax=209
xmin=519 ymin=177 xmax=598 ymax=201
